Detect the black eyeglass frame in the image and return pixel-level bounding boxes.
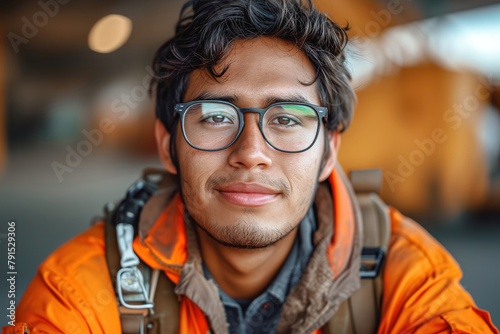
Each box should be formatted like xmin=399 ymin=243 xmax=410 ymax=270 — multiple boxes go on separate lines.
xmin=173 ymin=100 xmax=329 ymax=153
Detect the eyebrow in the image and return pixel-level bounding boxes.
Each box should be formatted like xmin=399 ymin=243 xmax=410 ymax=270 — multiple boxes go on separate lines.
xmin=191 ymin=92 xmax=238 ymax=103
xmin=264 ymin=95 xmax=312 ymax=105
xmin=190 ymin=92 xmax=314 ymax=106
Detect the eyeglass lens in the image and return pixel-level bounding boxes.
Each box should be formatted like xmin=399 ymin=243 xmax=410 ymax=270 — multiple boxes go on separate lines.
xmin=182 ymin=102 xmax=319 ymax=152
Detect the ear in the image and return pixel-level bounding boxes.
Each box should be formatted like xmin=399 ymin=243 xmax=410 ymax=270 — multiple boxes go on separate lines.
xmin=318 ymin=131 xmax=340 ymax=182
xmin=155 ymin=119 xmax=177 ymax=175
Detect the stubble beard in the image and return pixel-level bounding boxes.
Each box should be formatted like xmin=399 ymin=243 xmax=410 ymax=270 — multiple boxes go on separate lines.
xmin=192 ymin=214 xmax=298 ymax=249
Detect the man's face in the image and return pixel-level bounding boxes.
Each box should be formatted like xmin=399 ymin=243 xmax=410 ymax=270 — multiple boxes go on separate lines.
xmin=158 ymin=37 xmax=337 ymax=248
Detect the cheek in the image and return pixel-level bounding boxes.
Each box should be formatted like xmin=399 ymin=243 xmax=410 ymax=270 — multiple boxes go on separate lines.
xmin=177 ymin=149 xmax=222 ymax=208
xmin=289 ymin=149 xmax=322 ymax=181
xmin=179 ymin=153 xmax=205 ymax=196
xmin=284 ymin=153 xmax=322 ymax=203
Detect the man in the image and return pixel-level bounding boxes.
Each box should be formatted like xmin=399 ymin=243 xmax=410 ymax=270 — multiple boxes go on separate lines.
xmin=4 ymin=0 xmax=498 ymax=333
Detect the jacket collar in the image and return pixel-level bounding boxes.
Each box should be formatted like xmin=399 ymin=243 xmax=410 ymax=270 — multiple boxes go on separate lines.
xmin=277 ymin=166 xmax=362 ymax=333
xmin=133 ymin=172 xmax=187 ymax=281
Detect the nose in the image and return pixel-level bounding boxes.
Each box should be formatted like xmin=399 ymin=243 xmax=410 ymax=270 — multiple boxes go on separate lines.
xmin=227 ymin=113 xmax=273 ymax=170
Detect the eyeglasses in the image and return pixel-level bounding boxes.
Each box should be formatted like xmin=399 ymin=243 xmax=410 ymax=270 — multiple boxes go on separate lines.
xmin=173 ymin=100 xmax=328 ymax=153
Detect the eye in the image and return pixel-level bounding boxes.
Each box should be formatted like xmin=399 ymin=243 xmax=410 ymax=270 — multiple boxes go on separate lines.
xmin=270 ymin=115 xmax=301 ymax=127
xmin=208 ymin=115 xmax=228 ymax=123
xmin=276 ymin=117 xmax=295 ymax=125
xmin=201 ymin=113 xmax=235 ymax=125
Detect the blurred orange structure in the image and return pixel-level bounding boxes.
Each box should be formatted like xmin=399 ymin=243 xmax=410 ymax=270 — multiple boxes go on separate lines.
xmin=315 ymin=0 xmax=419 ymax=34
xmin=339 ymin=62 xmax=490 ymax=220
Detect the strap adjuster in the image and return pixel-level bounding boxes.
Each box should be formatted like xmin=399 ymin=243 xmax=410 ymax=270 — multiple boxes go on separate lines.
xmin=360 ymin=247 xmax=385 ymax=278
xmin=117 ymin=267 xmax=154 ymax=310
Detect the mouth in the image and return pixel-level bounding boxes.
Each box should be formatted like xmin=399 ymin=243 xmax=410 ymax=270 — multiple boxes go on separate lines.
xmin=216 ymin=182 xmax=281 ymax=207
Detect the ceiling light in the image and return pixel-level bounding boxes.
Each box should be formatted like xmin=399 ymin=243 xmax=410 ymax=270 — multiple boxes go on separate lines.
xmin=88 ymin=14 xmax=132 ymax=54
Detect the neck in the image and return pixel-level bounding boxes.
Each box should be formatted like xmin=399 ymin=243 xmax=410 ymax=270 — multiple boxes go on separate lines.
xmin=197 ymin=226 xmax=298 ymax=300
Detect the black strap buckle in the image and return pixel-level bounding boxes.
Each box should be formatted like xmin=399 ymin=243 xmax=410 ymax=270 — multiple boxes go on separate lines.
xmin=360 ymin=247 xmax=385 ymax=278
xmin=113 ymin=179 xmax=157 ymax=227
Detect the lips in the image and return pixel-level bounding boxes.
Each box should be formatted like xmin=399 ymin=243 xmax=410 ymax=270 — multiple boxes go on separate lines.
xmin=216 ymin=182 xmax=280 ymax=207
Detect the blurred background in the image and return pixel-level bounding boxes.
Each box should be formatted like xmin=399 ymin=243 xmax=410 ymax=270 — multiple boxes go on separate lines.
xmin=1 ymin=0 xmax=499 ymax=327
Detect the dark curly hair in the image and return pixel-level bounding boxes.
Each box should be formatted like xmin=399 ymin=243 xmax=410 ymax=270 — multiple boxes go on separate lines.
xmin=151 ymin=0 xmax=356 ymax=162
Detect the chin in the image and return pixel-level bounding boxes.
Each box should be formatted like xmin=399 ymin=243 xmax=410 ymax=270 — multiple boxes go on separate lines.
xmin=194 ymin=217 xmax=297 ymax=249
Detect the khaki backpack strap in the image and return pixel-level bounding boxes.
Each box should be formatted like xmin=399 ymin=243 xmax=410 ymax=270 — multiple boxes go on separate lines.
xmin=104 ymin=203 xmax=120 ymax=299
xmin=326 ymin=168 xmax=391 ymax=334
xmin=323 ymin=299 xmax=354 ymax=334
xmin=105 ymin=204 xmax=151 ymax=333
xmin=143 ymin=269 xmax=181 ymax=333
xmin=104 ymin=191 xmax=181 ymax=333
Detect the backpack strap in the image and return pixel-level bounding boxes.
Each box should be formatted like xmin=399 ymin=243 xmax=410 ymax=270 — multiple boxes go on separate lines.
xmin=324 ymin=168 xmax=391 ymax=334
xmin=104 ymin=175 xmax=180 ymax=334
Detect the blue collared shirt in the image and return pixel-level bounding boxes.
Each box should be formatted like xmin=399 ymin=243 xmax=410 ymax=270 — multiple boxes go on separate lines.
xmin=202 ymin=206 xmax=317 ymax=334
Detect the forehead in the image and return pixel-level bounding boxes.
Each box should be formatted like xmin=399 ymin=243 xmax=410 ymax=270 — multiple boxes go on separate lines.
xmin=184 ymin=37 xmax=320 ymax=105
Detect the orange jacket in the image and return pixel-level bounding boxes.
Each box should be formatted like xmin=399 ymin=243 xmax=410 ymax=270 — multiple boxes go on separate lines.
xmin=2 ymin=168 xmax=498 ymax=334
